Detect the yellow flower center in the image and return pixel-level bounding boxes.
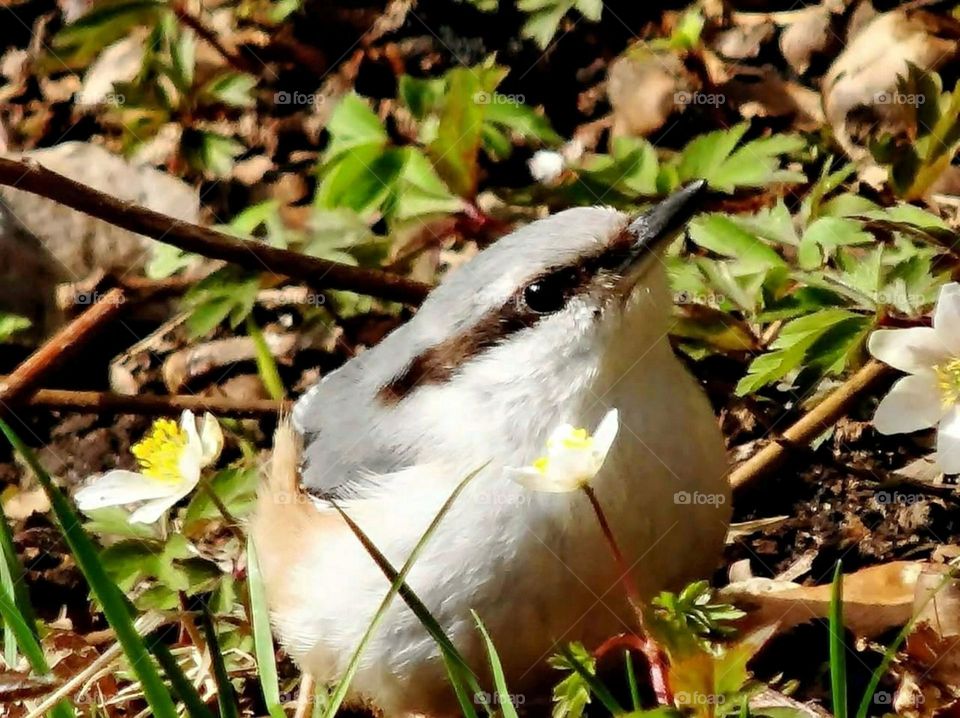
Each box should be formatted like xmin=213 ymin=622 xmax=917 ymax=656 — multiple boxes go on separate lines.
xmin=131 ymin=419 xmax=188 ymax=483
xmin=935 ymin=358 xmax=960 ymax=408
xmin=533 ymin=456 xmax=550 ymax=474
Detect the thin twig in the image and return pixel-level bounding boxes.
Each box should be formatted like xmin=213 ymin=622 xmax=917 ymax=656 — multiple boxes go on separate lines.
xmin=729 ymin=360 xmax=890 ymax=491
xmin=5 ymin=384 xmax=289 ymax=417
xmin=0 ymin=288 xmax=126 ymax=409
xmin=582 ymin=485 xmax=672 ymax=706
xmin=0 ymin=158 xmax=431 ymax=305
xmin=171 ymin=2 xmax=253 ymax=74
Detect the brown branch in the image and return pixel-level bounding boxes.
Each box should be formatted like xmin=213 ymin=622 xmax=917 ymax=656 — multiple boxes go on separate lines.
xmin=171 ymin=2 xmax=254 ymax=74
xmin=0 ymin=158 xmax=432 ymax=306
xmin=0 ymin=288 xmax=127 ymax=410
xmin=19 ymin=388 xmax=289 ymax=417
xmin=729 ymin=360 xmax=890 ymax=491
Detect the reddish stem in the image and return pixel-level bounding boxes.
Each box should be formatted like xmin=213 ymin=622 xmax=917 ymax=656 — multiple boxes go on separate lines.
xmin=582 ymin=485 xmax=673 ymax=706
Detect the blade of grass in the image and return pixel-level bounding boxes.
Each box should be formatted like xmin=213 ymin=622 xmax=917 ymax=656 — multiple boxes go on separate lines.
xmin=829 ymin=561 xmax=847 ymax=718
xmin=855 ymin=566 xmax=958 ymax=718
xmin=247 ymin=316 xmax=286 ymax=401
xmin=0 ymin=419 xmax=180 ymax=718
xmin=442 ymin=652 xmax=480 ymax=718
xmin=322 ymin=465 xmax=486 ymax=718
xmin=199 ymin=605 xmax=240 ymax=718
xmin=331 ymin=494 xmax=486 ymax=698
xmin=0 ymin=590 xmax=75 ymax=718
xmin=625 ymin=650 xmax=640 ymax=711
xmin=145 ymin=635 xmax=217 ymax=718
xmin=473 ymin=611 xmax=519 ymax=718
xmin=246 ymin=536 xmax=286 ymax=718
xmin=558 ymin=643 xmax=624 ymax=715
xmin=0 ymin=499 xmax=38 ymax=663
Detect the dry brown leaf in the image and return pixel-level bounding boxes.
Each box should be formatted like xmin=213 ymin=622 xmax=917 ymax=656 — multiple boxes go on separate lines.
xmin=823 ymin=9 xmax=960 ymax=160
xmin=608 ymin=50 xmax=691 ymax=138
xmin=722 ymin=561 xmax=926 ymax=638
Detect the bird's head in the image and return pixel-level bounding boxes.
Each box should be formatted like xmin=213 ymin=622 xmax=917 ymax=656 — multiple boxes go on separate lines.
xmin=374 ymin=181 xmax=707 ymax=409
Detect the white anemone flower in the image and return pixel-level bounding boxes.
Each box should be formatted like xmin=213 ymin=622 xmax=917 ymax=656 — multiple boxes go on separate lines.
xmin=868 ymin=282 xmax=960 ymax=473
xmin=75 ymin=410 xmax=223 ymax=523
xmin=507 ymin=409 xmax=619 ymax=492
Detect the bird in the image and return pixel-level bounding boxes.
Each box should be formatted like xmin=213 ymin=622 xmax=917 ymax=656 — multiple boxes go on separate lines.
xmin=250 ymin=181 xmax=731 ymax=717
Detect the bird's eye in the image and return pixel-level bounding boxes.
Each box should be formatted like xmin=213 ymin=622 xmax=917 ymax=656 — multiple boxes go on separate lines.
xmin=523 ymin=268 xmax=579 ymax=314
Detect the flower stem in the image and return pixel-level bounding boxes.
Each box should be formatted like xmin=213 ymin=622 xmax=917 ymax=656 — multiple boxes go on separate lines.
xmin=581 ymin=485 xmax=673 ymax=706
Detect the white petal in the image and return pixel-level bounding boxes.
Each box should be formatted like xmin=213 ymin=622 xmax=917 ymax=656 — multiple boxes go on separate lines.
xmin=873 ymin=373 xmax=943 ymax=434
xmin=933 ymin=283 xmax=960 ymax=353
xmin=198 ymin=413 xmax=223 ymax=466
xmin=937 ymin=406 xmax=960 ymax=475
xmin=867 ymin=328 xmax=952 ymax=374
xmin=591 ymin=408 xmax=619 ymax=461
xmin=128 ymin=491 xmax=187 ymax=524
xmin=176 ymin=445 xmax=203 ymax=492
xmin=74 ymin=470 xmax=180 ymax=512
xmin=505 ymin=467 xmax=577 ymax=493
xmin=181 ymin=409 xmax=201 ymax=451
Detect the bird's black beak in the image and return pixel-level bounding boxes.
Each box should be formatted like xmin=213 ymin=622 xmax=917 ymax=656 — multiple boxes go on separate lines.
xmin=617 ymin=179 xmax=708 ymax=274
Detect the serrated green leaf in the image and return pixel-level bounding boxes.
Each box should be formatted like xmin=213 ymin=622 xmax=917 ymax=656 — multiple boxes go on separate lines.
xmin=736 ymin=308 xmax=859 ymax=394
xmin=689 ymin=215 xmax=786 ymax=271
xmin=321 ymin=94 xmax=388 ymax=165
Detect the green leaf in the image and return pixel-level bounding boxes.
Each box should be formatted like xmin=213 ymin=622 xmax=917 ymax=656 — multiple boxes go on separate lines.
xmin=829 ymin=562 xmax=847 ymax=718
xmin=390 ymin=148 xmax=464 ymax=221
xmin=321 ymin=465 xmax=487 ymax=718
xmin=146 ymin=243 xmax=197 ymax=279
xmin=677 ymin=124 xmax=749 ymax=183
xmin=676 ymin=125 xmax=805 ymax=192
xmin=182 ymin=130 xmax=245 ymax=176
xmin=184 ymin=267 xmax=260 ymax=338
xmin=169 ymin=26 xmax=196 ymax=90
xmin=735 ymin=308 xmax=860 ymax=395
xmin=52 ymin=0 xmax=166 ymax=67
xmin=247 ymin=315 xmax=286 ymax=401
xmin=247 ymin=538 xmax=286 ymax=718
xmin=0 ymin=313 xmax=31 ymax=342
xmin=316 ymin=144 xmax=405 ymax=218
xmin=399 ymin=75 xmax=447 ymax=119
xmin=549 ymin=641 xmax=595 ymax=718
xmin=556 ymin=643 xmax=623 ymax=715
xmin=0 ymin=420 xmax=181 ymax=718
xmin=322 ymin=93 xmax=388 ymax=165
xmin=688 ymin=215 xmax=787 ymax=271
xmin=202 ymin=71 xmax=257 ymax=108
xmin=484 ymin=100 xmax=562 ymax=145
xmin=429 ymin=67 xmax=487 ymax=197
xmin=473 ymin=612 xmax=519 ymax=718
xmin=199 ymin=606 xmax=240 ymax=718
xmin=520 ymin=2 xmax=571 ymax=49
xmin=184 ymin=467 xmax=259 ymax=530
